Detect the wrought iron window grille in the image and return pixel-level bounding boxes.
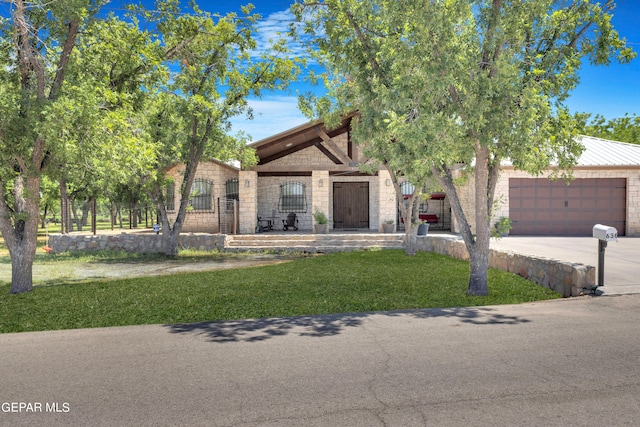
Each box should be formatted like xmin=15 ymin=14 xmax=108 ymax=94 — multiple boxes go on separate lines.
xmin=278 ymin=181 xmax=307 ymax=213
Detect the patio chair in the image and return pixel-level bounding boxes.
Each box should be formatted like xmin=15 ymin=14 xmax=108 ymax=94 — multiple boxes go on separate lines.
xmin=257 ymin=216 xmax=273 ymax=232
xmin=282 ymin=213 xmax=298 ymax=231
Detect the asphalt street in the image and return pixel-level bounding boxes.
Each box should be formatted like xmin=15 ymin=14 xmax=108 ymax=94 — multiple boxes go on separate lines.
xmin=2 ymin=294 xmax=640 ymax=426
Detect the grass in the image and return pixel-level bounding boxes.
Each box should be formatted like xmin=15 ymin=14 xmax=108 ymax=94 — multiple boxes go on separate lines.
xmin=0 ymin=249 xmax=561 ymax=333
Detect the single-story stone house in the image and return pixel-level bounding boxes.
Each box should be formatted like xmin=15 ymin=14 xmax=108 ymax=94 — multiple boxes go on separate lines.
xmin=165 ymin=116 xmax=640 ymax=237
xmin=164 ymin=159 xmax=240 ymax=234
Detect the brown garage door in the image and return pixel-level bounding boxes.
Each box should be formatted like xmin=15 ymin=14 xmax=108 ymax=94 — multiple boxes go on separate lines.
xmin=509 ymin=178 xmax=626 ymax=236
xmin=333 ymin=182 xmax=369 ymax=229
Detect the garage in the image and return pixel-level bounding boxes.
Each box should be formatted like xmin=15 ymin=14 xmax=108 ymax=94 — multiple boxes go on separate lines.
xmin=509 ymin=178 xmax=626 ymax=236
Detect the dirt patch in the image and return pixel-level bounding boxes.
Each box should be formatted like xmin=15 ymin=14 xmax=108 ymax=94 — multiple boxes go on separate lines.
xmin=0 ymin=255 xmax=300 ymax=286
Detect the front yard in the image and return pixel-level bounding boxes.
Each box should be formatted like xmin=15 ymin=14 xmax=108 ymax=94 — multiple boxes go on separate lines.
xmin=0 ymin=249 xmax=561 ymax=333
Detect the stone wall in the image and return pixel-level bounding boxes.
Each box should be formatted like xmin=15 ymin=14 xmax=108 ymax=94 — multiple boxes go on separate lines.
xmin=164 ymin=161 xmax=240 ymax=233
xmin=49 ymin=233 xmax=227 ymax=254
xmin=416 ymin=235 xmax=595 ymax=297
xmin=48 ymin=232 xmax=594 ymax=297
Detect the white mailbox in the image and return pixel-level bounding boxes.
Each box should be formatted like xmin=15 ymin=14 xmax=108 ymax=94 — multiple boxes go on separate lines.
xmin=592 ymin=224 xmax=618 ymax=242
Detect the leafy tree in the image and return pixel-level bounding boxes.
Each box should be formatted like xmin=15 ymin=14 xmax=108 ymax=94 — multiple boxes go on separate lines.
xmin=295 ymin=0 xmax=634 ymax=295
xmin=0 ymin=0 xmax=108 ymax=294
xmin=46 ymin=16 xmax=161 ymax=233
xmin=0 ymin=1 xmax=161 ymax=293
xmin=577 ymin=113 xmax=640 ymax=144
xmin=139 ymin=1 xmax=300 ymax=256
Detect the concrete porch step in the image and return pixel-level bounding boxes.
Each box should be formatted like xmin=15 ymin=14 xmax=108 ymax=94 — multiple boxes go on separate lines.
xmin=225 ymin=233 xmax=405 ymax=253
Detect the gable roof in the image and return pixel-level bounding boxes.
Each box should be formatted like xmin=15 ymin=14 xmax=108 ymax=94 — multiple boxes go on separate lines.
xmin=577 ymin=135 xmax=640 ymax=167
xmin=163 ymin=158 xmax=239 ymax=174
xmin=249 ymin=115 xmax=354 ymax=165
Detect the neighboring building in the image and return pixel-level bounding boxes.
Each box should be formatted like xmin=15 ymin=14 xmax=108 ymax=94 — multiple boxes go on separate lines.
xmin=164 ymin=117 xmax=640 ymax=237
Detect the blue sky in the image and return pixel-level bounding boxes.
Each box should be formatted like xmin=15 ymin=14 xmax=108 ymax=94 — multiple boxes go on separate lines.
xmin=3 ymin=0 xmax=639 ymax=142
xmin=203 ymin=0 xmax=640 ymax=141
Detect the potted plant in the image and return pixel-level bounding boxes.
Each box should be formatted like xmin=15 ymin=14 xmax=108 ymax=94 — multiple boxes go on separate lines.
xmin=493 ymin=216 xmax=512 ymax=238
xmin=417 ymin=220 xmax=429 ymax=236
xmin=382 ymin=219 xmax=395 ymax=233
xmin=313 ymin=208 xmax=329 ymax=234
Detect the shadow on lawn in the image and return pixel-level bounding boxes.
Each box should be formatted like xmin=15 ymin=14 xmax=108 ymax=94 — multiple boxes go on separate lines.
xmin=165 ymin=306 xmax=530 ymax=344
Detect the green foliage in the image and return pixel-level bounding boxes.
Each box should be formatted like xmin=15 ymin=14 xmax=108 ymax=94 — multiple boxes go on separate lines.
xmin=134 ymin=1 xmax=300 ymax=245
xmin=0 ymin=250 xmax=560 ymax=333
xmin=294 ymin=0 xmax=634 ymax=295
xmin=312 ymin=207 xmax=328 ymax=224
xmin=492 ymin=216 xmax=512 ymax=238
xmin=577 ymin=113 xmax=640 ymax=145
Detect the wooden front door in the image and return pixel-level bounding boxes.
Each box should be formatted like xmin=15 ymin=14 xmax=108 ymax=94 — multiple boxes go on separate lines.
xmin=333 ymin=182 xmax=369 ymax=229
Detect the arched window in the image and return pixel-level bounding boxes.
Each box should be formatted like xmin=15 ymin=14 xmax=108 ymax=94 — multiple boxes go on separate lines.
xmin=189 ymin=179 xmax=213 ymax=211
xmin=400 ymin=181 xmax=415 ymax=198
xmin=278 ymin=181 xmax=307 ymax=213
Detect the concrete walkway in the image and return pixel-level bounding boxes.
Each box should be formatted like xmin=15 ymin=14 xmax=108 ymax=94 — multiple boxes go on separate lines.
xmin=491 ymin=236 xmax=640 ymax=295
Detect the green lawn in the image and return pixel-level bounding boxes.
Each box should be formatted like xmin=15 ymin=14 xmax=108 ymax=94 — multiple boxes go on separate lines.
xmin=0 ymin=250 xmax=561 ymax=333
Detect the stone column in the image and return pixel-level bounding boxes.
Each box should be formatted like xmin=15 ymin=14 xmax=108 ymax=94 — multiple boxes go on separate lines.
xmin=312 ymin=170 xmax=330 ymax=229
xmin=239 ymin=170 xmax=257 ymax=234
xmin=378 ymin=169 xmax=397 ymax=231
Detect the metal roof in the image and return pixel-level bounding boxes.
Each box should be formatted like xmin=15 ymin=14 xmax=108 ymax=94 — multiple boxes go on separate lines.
xmin=576 ymin=135 xmax=640 ymax=167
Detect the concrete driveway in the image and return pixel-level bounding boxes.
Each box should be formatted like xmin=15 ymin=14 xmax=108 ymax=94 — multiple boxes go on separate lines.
xmin=490 ymin=236 xmax=640 ymax=295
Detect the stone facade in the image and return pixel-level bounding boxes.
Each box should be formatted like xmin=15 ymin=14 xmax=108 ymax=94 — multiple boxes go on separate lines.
xmin=164 ymin=161 xmax=240 ymax=234
xmin=242 ymin=131 xmax=395 ymax=233
xmin=454 ymin=167 xmax=640 ymax=237
xmin=378 ymin=169 xmax=397 ymax=231
xmin=239 ymin=170 xmax=257 ymax=234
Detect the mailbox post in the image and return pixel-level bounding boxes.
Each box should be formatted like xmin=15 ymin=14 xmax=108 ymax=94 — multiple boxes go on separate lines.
xmin=592 ymin=224 xmax=618 ymax=289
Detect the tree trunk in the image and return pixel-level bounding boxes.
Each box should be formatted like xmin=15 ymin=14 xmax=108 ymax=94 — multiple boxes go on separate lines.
xmin=404 ymin=223 xmax=418 ymax=256
xmin=41 ymin=205 xmax=48 ymax=228
xmin=467 ymin=242 xmax=490 ymax=296
xmin=162 ymin=228 xmax=180 ymax=258
xmin=59 ymin=179 xmax=70 ymax=234
xmin=431 ymin=153 xmax=496 ymax=296
xmin=71 ymin=200 xmax=81 ymax=232
xmin=465 ymin=145 xmax=491 ymax=295
xmin=80 ymin=199 xmax=90 ymax=227
xmin=1 ymin=175 xmax=41 ymax=294
xmin=9 ymin=238 xmax=37 ymax=294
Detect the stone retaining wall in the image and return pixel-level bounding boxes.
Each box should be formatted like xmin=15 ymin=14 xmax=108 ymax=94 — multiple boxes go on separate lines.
xmin=49 ymin=233 xmax=227 ymax=254
xmin=49 ymin=232 xmax=594 ymax=297
xmin=416 ymin=235 xmax=595 ymax=297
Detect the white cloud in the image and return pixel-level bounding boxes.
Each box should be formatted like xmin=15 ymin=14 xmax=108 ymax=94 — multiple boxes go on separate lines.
xmin=249 ymin=9 xmax=317 ymax=61
xmin=229 ymin=96 xmax=310 ymax=142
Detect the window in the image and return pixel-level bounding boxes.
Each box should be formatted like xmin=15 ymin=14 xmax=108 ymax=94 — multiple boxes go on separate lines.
xmin=278 ymin=181 xmax=307 ymax=213
xmin=225 ymin=178 xmax=239 ymax=211
xmin=400 ymin=181 xmax=415 ymax=198
xmin=165 ymin=182 xmax=175 ymax=211
xmin=189 ymin=179 xmax=213 ymax=211
xmin=400 ymin=181 xmax=427 ymax=211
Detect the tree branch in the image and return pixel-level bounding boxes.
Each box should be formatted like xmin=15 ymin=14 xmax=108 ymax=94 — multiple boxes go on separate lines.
xmin=49 ymin=19 xmax=80 ymax=101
